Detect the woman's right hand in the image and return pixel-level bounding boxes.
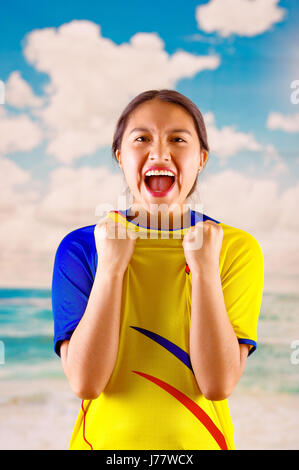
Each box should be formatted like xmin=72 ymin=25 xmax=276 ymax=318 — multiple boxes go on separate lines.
xmin=94 ymin=216 xmax=138 ymax=275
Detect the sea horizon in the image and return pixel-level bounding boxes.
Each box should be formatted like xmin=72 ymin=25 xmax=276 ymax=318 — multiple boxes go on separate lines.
xmin=0 ymin=286 xmax=299 ymax=396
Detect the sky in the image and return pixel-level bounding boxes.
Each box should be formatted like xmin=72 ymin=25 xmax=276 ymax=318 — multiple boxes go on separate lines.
xmin=0 ymin=0 xmax=298 ymax=291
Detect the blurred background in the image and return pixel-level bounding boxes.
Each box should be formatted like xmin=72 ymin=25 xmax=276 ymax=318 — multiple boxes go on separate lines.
xmin=0 ymin=0 xmax=298 ymax=450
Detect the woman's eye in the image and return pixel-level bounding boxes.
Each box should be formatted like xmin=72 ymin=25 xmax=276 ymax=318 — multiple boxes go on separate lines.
xmin=135 ymin=136 xmax=185 ymax=142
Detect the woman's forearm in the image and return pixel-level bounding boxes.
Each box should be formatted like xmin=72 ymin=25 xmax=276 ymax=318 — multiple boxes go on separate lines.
xmin=189 ymin=265 xmax=241 ymax=401
xmin=62 ymin=267 xmax=125 ymax=399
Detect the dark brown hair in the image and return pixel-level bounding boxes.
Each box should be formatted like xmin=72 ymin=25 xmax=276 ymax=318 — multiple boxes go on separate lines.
xmin=111 ymin=89 xmax=210 ymax=197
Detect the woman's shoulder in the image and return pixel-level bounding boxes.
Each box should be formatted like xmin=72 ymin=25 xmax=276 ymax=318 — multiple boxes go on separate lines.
xmin=58 ymin=223 xmax=96 ymax=244
xmin=54 ymin=223 xmax=97 ymax=261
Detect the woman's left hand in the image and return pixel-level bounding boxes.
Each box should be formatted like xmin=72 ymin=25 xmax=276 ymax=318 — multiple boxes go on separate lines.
xmin=182 ymin=220 xmax=223 ymax=274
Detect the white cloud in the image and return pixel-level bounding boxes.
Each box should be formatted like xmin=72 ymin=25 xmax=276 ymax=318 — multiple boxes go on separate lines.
xmin=264 ymin=144 xmax=288 ymax=176
xmin=196 ymin=0 xmax=286 ymax=37
xmin=279 ymin=181 xmax=299 ymax=231
xmin=0 ymin=156 xmax=39 ymax=220
xmin=0 ymin=201 xmax=61 ymax=288
xmin=200 ymin=169 xmax=281 ymax=232
xmin=0 ymin=107 xmax=43 ymax=154
xmin=198 ymin=169 xmax=299 ymax=293
xmin=0 ymin=156 xmax=43 ymax=287
xmin=0 ymin=80 xmax=4 ymax=104
xmin=0 ymin=163 xmax=125 ymax=287
xmin=203 ymin=114 xmax=288 ymax=174
xmin=0 ymin=159 xmax=298 ymax=292
xmin=0 ymin=19 xmax=296 ymax=292
xmin=5 ymin=71 xmax=44 ymax=108
xmin=22 ymin=20 xmax=220 ymax=163
xmin=35 ymin=165 xmax=124 ymax=226
xmin=267 ymin=112 xmax=299 ymax=133
xmin=204 ymin=112 xmax=262 ymax=162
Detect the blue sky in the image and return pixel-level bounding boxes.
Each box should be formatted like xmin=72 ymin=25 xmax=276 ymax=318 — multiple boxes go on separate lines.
xmin=0 ymin=0 xmax=298 ymax=288
xmin=1 ymin=0 xmax=298 ymax=189
xmin=1 ymin=0 xmax=298 ymax=190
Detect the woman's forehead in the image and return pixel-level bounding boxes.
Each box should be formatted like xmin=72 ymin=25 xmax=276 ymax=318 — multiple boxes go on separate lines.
xmin=125 ymin=100 xmax=196 ymax=134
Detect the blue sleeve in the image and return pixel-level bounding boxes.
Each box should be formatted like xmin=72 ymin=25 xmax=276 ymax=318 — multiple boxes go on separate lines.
xmin=51 ymin=230 xmax=95 ymax=357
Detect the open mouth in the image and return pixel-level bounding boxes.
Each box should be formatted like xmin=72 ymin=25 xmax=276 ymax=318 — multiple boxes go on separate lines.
xmin=144 ymin=174 xmax=176 ymax=196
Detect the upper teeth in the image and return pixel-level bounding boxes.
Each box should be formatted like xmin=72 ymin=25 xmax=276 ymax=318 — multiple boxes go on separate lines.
xmin=145 ymin=170 xmax=174 ymax=177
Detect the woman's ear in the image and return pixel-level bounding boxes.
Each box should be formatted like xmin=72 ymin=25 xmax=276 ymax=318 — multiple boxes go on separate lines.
xmin=115 ymin=149 xmax=122 ymax=168
xmin=200 ymin=150 xmax=209 ymax=168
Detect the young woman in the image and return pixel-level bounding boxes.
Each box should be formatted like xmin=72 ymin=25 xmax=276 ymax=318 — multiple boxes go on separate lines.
xmin=52 ymin=89 xmax=264 ymax=450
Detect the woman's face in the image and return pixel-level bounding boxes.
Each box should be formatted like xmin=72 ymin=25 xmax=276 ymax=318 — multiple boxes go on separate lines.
xmin=116 ymin=98 xmax=208 ymax=215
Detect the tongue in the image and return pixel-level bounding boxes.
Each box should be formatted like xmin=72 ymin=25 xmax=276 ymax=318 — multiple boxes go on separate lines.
xmin=147 ymin=175 xmax=174 ymax=192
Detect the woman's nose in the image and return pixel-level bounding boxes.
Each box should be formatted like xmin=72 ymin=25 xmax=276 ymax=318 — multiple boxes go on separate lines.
xmin=148 ymin=140 xmax=171 ymax=160
xmin=148 ymin=153 xmax=171 ymax=162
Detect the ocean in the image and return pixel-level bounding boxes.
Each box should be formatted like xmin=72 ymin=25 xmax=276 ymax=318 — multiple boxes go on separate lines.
xmin=0 ymin=287 xmax=299 ymax=395
xmin=0 ymin=288 xmax=61 ymax=382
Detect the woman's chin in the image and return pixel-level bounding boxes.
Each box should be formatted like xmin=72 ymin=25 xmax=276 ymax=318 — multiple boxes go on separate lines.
xmin=137 ymin=192 xmax=185 ymax=215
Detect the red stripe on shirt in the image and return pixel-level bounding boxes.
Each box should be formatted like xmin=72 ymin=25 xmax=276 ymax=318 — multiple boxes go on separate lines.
xmin=132 ymin=370 xmax=228 ymax=450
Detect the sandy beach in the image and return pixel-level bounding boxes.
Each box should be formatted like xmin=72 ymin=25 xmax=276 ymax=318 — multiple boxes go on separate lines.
xmin=0 ymin=377 xmax=298 ymax=450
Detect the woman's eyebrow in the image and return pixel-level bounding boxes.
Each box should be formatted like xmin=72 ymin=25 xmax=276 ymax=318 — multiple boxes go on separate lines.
xmin=129 ymin=127 xmax=192 ymax=136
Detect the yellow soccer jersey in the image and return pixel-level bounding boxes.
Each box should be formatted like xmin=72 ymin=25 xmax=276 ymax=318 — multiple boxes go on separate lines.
xmin=51 ymin=207 xmax=264 ymax=450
